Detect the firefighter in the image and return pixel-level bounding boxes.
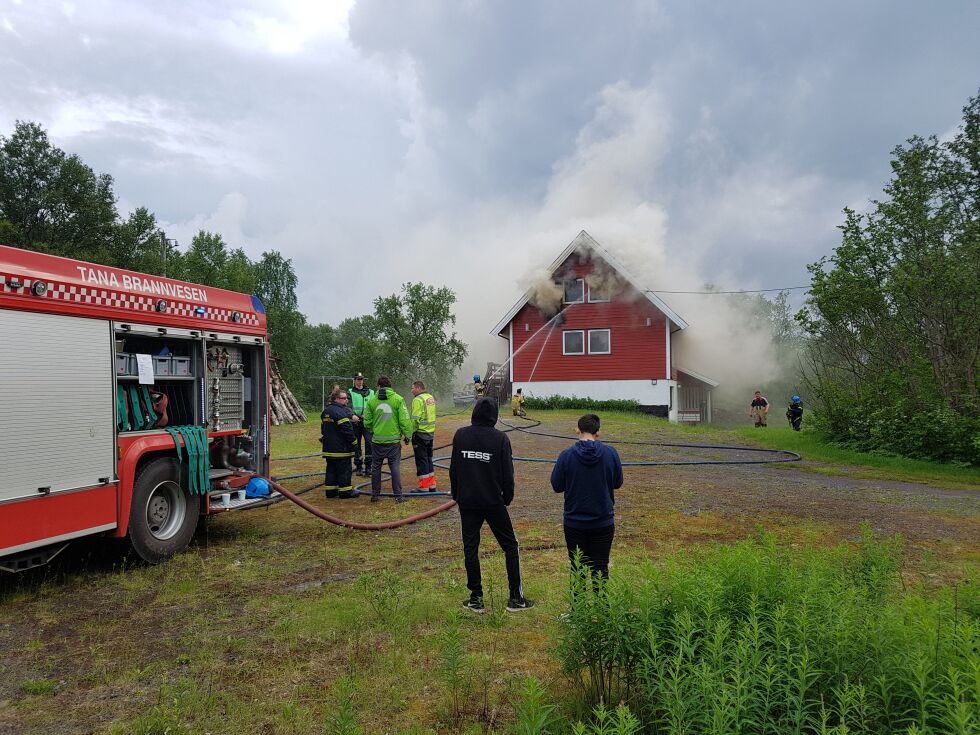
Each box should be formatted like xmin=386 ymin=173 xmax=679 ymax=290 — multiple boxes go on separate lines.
xmin=364 ymin=375 xmax=413 ymax=502
xmin=748 ymin=391 xmax=769 ymax=427
xmin=321 ymin=388 xmax=357 ymax=498
xmin=349 ymin=372 xmax=375 ymax=477
xmin=410 ymin=380 xmax=438 ymax=492
xmin=473 ymin=374 xmax=485 ymax=400
xmin=786 ymin=395 xmax=804 ymax=431
xmin=511 ymin=388 xmax=527 ymax=418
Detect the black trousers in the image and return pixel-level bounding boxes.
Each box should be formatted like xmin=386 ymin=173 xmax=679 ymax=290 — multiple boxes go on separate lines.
xmin=352 ymin=421 xmax=372 ymax=471
xmin=325 ymin=456 xmax=354 ymax=496
xmin=412 ymin=431 xmax=434 ymax=481
xmin=459 ymin=505 xmax=523 ymax=600
xmin=564 ymin=524 xmax=615 ymax=578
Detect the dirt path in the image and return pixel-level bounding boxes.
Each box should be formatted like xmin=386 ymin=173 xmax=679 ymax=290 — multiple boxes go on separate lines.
xmin=494 ymin=415 xmax=979 ymax=542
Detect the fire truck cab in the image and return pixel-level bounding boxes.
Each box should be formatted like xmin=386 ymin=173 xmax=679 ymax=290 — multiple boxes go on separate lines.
xmin=0 ymin=245 xmax=273 ymax=571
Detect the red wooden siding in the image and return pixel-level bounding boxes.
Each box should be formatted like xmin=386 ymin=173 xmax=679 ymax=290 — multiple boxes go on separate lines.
xmin=510 ymin=257 xmax=668 ymax=382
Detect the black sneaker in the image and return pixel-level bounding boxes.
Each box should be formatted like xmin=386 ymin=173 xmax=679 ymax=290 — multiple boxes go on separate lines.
xmin=395 ymin=495 xmax=407 ymax=504
xmin=506 ymin=597 xmax=534 ymax=612
xmin=370 ymin=494 xmax=380 ymax=503
xmin=462 ymin=597 xmax=485 ymax=614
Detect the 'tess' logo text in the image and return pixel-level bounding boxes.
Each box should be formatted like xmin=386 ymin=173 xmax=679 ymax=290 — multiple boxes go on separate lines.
xmin=461 ymin=450 xmax=491 ymax=461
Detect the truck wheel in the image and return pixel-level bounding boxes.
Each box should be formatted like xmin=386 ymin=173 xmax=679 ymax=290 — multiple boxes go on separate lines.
xmin=128 ymin=457 xmax=202 ymax=564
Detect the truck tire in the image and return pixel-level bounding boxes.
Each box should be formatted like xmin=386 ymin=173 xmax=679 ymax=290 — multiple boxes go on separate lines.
xmin=128 ymin=457 xmax=202 ymax=564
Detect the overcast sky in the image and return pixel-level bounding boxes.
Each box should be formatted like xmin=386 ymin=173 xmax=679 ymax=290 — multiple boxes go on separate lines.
xmin=2 ymin=0 xmax=978 ymax=367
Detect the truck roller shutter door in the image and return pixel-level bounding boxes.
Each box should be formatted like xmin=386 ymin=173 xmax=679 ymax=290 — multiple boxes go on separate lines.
xmin=0 ymin=310 xmax=115 ymax=502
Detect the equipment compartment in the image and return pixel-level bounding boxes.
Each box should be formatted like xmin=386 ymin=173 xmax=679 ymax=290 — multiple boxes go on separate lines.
xmin=114 ymin=331 xmax=202 ymax=431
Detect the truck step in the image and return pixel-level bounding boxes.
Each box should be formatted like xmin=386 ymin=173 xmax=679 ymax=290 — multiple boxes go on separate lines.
xmin=208 ymin=490 xmax=280 ymax=512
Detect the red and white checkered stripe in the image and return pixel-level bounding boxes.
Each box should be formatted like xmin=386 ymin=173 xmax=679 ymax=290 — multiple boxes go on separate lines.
xmin=0 ymin=272 xmax=260 ymax=326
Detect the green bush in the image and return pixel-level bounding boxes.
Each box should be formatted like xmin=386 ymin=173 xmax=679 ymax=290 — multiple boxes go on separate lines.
xmin=556 ymin=528 xmax=978 ymax=734
xmin=522 ymin=395 xmax=644 ymax=413
xmin=810 ymin=370 xmax=980 ymax=465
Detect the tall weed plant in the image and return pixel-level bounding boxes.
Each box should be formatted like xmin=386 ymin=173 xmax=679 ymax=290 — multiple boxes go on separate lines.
xmin=556 ymin=527 xmax=978 ymax=734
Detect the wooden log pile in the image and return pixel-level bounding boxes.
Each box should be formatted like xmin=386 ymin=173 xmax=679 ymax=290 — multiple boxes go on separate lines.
xmin=270 ymin=358 xmax=307 ymax=425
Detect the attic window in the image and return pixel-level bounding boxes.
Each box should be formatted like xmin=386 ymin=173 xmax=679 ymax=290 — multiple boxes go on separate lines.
xmin=563 ymin=279 xmax=584 ymax=304
xmin=588 ymin=283 xmax=611 ymax=303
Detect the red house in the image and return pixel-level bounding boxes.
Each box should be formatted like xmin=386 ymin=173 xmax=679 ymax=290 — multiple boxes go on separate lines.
xmin=491 ymin=231 xmax=718 ymax=422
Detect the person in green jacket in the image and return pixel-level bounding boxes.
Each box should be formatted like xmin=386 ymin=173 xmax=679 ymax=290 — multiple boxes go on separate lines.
xmin=349 ymin=372 xmax=375 ymax=476
xmin=410 ymin=380 xmax=438 ymax=491
xmin=364 ymin=375 xmax=413 ymax=502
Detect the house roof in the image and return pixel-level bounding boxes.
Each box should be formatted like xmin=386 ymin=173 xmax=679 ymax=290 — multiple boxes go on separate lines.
xmin=676 ymin=367 xmax=720 ymax=388
xmin=491 ymin=230 xmax=689 ymax=336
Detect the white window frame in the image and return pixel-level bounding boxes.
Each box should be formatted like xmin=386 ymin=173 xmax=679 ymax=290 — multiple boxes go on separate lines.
xmin=562 ymin=330 xmax=585 ymax=355
xmin=588 ymin=328 xmax=611 ymax=354
xmin=563 ymin=278 xmax=585 ymax=304
xmin=587 ymin=282 xmax=611 ymax=303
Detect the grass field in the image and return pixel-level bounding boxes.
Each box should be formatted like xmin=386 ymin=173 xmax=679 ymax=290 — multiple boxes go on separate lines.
xmin=0 ymin=409 xmax=976 ymax=734
xmin=670 ymin=417 xmax=980 ymax=490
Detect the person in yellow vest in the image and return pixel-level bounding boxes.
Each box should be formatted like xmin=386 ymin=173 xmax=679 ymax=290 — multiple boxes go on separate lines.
xmin=410 ymin=380 xmax=438 ymax=491
xmin=349 ymin=372 xmax=375 ymax=476
xmin=511 ymin=388 xmax=527 ymax=418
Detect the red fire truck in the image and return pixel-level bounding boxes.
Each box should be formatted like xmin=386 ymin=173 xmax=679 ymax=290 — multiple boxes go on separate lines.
xmin=0 ymin=245 xmax=275 ymax=571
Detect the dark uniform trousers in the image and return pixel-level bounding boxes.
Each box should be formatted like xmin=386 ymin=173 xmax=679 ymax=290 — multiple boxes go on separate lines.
xmin=459 ymin=505 xmax=523 ymax=600
xmin=412 ymin=431 xmax=435 ymax=479
xmin=324 ymin=455 xmax=354 ymax=497
xmin=352 ymin=421 xmax=373 ymax=472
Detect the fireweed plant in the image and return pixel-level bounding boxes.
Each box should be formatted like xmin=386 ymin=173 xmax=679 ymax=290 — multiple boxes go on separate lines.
xmin=555 ymin=527 xmax=978 ymax=734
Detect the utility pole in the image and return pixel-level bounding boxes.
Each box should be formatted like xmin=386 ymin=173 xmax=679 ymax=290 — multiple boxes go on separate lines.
xmin=160 ymin=234 xmax=178 ymax=277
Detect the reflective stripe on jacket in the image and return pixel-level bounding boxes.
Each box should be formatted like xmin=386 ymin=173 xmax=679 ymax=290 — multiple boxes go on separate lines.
xmin=321 ymin=402 xmax=357 ymax=457
xmin=411 ymin=392 xmax=437 ymax=434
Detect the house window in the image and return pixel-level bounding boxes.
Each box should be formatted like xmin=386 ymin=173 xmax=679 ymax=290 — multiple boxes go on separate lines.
xmin=562 ymin=330 xmax=585 ymax=355
xmin=563 ymin=279 xmax=584 ymax=304
xmin=588 ymin=283 xmax=610 ymax=302
xmin=588 ymin=329 xmax=611 ymax=354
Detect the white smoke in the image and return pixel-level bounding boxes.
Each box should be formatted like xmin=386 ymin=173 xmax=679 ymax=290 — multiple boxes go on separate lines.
xmin=346 ymin=79 xmax=790 ymax=401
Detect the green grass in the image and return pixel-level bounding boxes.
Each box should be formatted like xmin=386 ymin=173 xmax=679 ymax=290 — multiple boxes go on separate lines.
xmin=551 ymin=529 xmax=979 ymax=734
xmin=270 ymin=415 xmax=322 ymax=458
xmin=510 ymin=408 xmax=979 ymax=489
xmin=20 ymin=679 xmax=56 ymax=696
xmin=3 ymin=409 xmax=976 ymax=735
xmin=726 ymin=424 xmax=980 ymax=489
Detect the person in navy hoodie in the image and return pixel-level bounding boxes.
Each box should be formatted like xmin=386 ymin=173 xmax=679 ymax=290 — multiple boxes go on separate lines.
xmin=550 ymin=414 xmax=623 ymax=578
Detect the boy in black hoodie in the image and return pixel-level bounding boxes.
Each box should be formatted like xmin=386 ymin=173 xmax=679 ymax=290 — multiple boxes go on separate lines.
xmin=449 ymin=398 xmax=533 ymax=613
xmin=550 ymin=414 xmax=623 ymax=578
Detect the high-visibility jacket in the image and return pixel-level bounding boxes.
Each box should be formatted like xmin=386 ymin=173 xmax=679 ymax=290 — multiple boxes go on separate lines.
xmin=364 ymin=387 xmax=412 ymax=444
xmin=321 ymin=403 xmax=357 ymax=457
xmin=411 ymin=392 xmax=437 ymax=434
xmin=349 ymin=385 xmax=375 ymax=417
xmin=511 ymin=394 xmax=525 ymax=412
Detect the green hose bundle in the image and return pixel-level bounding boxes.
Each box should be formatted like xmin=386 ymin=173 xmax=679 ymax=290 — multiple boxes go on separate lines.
xmin=165 ymin=426 xmax=210 ymax=496
xmin=116 ymin=385 xmax=160 ymax=431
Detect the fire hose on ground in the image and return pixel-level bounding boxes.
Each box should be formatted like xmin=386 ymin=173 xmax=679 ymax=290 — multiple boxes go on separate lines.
xmin=257 ymin=415 xmax=800 ymax=531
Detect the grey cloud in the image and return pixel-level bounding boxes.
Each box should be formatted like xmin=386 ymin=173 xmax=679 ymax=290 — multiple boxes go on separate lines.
xmin=1 ymin=0 xmax=978 ymax=363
